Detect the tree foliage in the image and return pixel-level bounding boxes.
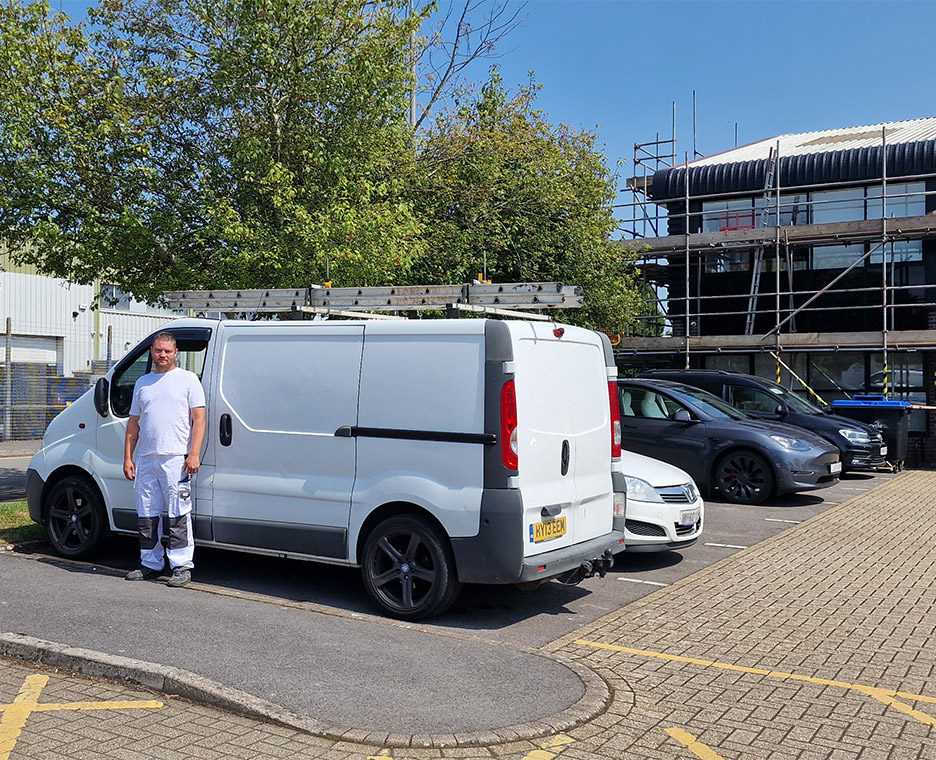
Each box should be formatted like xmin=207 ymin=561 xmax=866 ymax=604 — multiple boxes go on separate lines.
xmin=407 ymin=69 xmax=641 ymax=331
xmin=0 ymin=0 xmax=642 ymax=332
xmin=0 ymin=0 xmax=424 ymax=301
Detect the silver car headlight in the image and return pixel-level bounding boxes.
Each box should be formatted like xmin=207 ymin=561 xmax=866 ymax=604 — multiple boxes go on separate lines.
xmin=769 ymin=434 xmax=811 ymax=451
xmin=839 ymin=428 xmax=872 ymax=445
xmin=624 ymin=475 xmax=664 ymax=503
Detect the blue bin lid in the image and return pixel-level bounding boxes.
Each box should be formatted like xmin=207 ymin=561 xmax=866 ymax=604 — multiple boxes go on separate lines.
xmin=832 ymin=395 xmax=911 ymax=407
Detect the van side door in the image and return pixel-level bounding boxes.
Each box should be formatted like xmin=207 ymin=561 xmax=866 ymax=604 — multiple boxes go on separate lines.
xmin=208 ymin=323 xmax=364 ymax=560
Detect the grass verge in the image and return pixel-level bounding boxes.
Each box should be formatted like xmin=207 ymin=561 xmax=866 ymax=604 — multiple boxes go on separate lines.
xmin=0 ymin=500 xmax=45 ymax=544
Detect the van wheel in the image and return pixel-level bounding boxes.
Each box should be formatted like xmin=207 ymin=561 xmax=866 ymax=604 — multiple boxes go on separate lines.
xmin=715 ymin=450 xmax=774 ymax=505
xmin=44 ymin=476 xmax=106 ymax=559
xmin=361 ymin=516 xmax=462 ymax=621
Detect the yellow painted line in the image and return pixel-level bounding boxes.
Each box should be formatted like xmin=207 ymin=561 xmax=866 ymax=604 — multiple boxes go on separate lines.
xmin=0 ymin=675 xmax=48 ymax=760
xmin=0 ymin=700 xmax=164 ymax=712
xmin=576 ymin=640 xmax=936 ymax=725
xmin=521 ymin=733 xmax=574 ymax=760
xmin=665 ymin=727 xmax=725 ymax=760
xmin=858 ymin=687 xmax=936 ymax=729
xmin=0 ymin=675 xmax=163 ymax=760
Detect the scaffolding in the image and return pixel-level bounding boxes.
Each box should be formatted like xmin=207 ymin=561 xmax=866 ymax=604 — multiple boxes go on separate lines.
xmin=617 ymin=126 xmax=936 ymax=400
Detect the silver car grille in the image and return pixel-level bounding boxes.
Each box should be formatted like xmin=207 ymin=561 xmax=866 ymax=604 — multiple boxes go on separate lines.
xmin=657 ymin=483 xmax=698 ymax=503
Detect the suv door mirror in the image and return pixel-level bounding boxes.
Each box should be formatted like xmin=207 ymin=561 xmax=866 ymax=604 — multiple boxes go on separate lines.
xmin=93 ymin=377 xmax=110 ymax=418
xmin=774 ymin=403 xmax=785 ymax=417
xmin=673 ymin=408 xmax=696 ymax=423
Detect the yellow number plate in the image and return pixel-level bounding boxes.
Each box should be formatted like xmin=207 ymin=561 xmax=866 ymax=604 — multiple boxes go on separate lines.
xmin=531 ymin=516 xmax=567 ymax=543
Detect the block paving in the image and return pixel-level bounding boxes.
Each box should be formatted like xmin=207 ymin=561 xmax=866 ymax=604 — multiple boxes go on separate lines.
xmin=3 ymin=471 xmax=936 ymax=759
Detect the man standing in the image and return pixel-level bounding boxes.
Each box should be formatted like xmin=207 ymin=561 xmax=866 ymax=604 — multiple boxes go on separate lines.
xmin=123 ymin=332 xmax=206 ymax=587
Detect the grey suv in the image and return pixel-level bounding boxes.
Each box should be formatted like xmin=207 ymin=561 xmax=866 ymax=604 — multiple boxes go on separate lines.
xmin=618 ymin=378 xmax=841 ymax=505
xmin=641 ymin=370 xmax=887 ymax=472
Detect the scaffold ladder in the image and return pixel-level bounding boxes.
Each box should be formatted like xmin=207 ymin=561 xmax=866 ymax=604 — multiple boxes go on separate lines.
xmin=163 ymin=281 xmax=584 ymax=320
xmin=744 ymin=146 xmax=777 ymax=335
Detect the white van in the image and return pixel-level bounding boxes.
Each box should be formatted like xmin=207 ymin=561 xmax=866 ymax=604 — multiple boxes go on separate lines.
xmin=26 ymin=317 xmax=625 ymax=619
xmin=614 ymin=451 xmax=703 ymax=553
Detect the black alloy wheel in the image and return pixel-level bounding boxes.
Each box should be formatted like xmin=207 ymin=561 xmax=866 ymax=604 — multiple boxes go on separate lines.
xmin=361 ymin=515 xmax=461 ymax=620
xmin=44 ymin=476 xmax=106 ymax=559
xmin=715 ymin=450 xmax=775 ymax=505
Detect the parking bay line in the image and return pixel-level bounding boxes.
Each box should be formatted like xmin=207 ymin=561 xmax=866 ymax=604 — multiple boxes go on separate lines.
xmin=574 ymin=640 xmax=936 ymax=728
xmin=764 ymin=518 xmax=802 ymax=524
xmin=617 ymin=578 xmax=669 ymax=587
xmin=703 ymin=542 xmax=748 ymax=550
xmin=665 ymin=728 xmax=725 ymax=760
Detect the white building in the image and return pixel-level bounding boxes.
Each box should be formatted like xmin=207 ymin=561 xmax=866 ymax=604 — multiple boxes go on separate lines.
xmin=1 ymin=251 xmax=176 ymax=441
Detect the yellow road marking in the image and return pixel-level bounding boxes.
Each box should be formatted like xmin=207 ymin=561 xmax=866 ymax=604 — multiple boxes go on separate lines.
xmin=576 ymin=640 xmax=936 ymax=725
xmin=665 ymin=727 xmax=725 ymax=760
xmin=521 ymin=733 xmax=574 ymax=760
xmin=0 ymin=674 xmax=163 ymax=760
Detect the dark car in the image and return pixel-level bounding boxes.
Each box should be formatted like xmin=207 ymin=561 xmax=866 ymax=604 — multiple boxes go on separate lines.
xmin=618 ymin=378 xmax=841 ymax=505
xmin=641 ymin=370 xmax=887 ymax=471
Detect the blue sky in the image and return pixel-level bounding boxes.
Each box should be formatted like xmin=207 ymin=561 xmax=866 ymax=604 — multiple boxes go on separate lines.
xmin=52 ymin=0 xmax=936 ymax=230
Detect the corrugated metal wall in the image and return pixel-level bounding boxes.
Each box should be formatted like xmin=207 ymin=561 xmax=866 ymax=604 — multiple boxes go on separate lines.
xmin=1 ymin=269 xmax=176 ymax=441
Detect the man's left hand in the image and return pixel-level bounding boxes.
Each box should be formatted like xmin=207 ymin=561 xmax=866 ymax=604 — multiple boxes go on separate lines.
xmin=183 ymin=452 xmax=201 ymax=475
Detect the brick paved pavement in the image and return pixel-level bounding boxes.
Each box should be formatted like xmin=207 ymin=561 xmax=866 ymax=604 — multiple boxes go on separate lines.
xmin=2 ymin=471 xmax=935 ymax=759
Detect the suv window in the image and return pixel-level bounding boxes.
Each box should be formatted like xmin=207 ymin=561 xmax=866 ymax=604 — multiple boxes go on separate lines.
xmin=728 ymin=385 xmax=780 ymax=414
xmin=626 ymin=387 xmax=685 ymax=420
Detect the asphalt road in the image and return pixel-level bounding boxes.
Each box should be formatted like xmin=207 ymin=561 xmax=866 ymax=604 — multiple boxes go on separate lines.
xmin=0 ymin=456 xmax=30 ymax=501
xmin=0 ymin=455 xmax=897 ymax=734
xmin=1 ymin=453 xmax=895 ymax=647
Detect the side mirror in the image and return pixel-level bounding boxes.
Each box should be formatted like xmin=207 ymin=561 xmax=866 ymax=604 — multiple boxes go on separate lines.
xmin=673 ymin=409 xmax=696 ymax=423
xmin=774 ymin=403 xmax=785 ymax=417
xmin=93 ymin=377 xmax=110 ymax=418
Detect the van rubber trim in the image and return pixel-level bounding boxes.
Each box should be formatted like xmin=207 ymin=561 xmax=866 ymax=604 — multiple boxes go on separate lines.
xmin=334 ymin=426 xmax=496 ymax=445
xmin=26 ymin=468 xmax=45 ymax=524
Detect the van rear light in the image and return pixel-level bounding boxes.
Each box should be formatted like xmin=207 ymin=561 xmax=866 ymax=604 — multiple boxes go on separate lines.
xmin=608 ymin=381 xmax=622 ymax=459
xmin=500 ymin=380 xmax=519 ymax=471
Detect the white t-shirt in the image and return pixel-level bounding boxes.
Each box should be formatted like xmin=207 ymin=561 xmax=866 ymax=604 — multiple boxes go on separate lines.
xmin=130 ymin=367 xmax=206 ymax=457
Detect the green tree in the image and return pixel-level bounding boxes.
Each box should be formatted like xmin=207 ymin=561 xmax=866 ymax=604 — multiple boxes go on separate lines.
xmin=0 ymin=0 xmax=425 ymax=302
xmin=407 ymin=69 xmax=641 ymax=332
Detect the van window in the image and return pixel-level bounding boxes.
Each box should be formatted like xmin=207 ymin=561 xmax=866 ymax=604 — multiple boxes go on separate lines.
xmin=110 ymin=330 xmax=211 ymax=416
xmin=219 ymin=332 xmax=363 ymax=434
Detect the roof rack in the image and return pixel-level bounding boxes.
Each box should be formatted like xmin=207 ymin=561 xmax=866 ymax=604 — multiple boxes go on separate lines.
xmin=164 ymin=282 xmax=583 ymax=320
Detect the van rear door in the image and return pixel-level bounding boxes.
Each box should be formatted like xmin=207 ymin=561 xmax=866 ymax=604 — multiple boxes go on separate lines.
xmin=509 ymin=323 xmax=613 ymax=557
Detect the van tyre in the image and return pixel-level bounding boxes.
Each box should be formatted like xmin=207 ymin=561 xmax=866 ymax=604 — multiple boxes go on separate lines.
xmin=362 ymin=515 xmax=461 ymax=621
xmin=715 ymin=450 xmax=774 ymax=505
xmin=44 ymin=476 xmax=106 ymax=559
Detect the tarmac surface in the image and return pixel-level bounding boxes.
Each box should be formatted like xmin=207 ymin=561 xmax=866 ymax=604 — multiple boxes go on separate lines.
xmin=2 ymin=461 xmax=935 ymax=758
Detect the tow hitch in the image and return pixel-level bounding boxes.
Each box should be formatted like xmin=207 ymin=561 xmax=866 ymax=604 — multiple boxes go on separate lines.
xmin=554 ymin=549 xmax=614 ymax=586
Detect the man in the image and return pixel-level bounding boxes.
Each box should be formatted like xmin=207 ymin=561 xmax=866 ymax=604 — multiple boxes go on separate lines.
xmin=123 ymin=332 xmax=206 ymax=587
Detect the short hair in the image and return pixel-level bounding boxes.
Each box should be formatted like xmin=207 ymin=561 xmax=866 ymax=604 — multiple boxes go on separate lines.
xmin=151 ymin=332 xmax=177 ymax=349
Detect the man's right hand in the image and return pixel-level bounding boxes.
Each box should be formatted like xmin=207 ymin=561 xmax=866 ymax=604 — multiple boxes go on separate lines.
xmin=123 ymin=459 xmax=136 ymax=481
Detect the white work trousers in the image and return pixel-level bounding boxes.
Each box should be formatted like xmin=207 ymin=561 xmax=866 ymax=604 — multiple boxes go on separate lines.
xmin=133 ymin=454 xmax=195 ymax=571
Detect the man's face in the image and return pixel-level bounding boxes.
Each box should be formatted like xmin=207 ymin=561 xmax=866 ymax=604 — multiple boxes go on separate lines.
xmin=151 ymin=339 xmax=179 ymax=372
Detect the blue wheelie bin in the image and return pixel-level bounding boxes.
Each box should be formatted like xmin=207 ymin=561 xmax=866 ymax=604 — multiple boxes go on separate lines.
xmin=831 ymin=395 xmax=911 ymax=470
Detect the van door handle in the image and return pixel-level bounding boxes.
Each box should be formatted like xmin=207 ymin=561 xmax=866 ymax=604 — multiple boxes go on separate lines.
xmin=560 ymin=439 xmax=570 ymax=476
xmin=220 ymin=414 xmax=232 ymax=446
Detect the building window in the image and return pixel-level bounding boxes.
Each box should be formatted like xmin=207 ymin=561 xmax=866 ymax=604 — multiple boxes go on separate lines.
xmin=755 ymin=193 xmax=809 ymax=227
xmin=866 ymin=181 xmax=925 ymax=219
xmin=868 ymin=239 xmax=923 ymax=264
xmin=704 ymin=249 xmax=750 ymax=273
xmin=810 ymin=187 xmax=866 ymax=224
xmin=811 ymin=244 xmax=865 ymax=269
xmin=702 ymin=199 xmax=755 ymax=233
